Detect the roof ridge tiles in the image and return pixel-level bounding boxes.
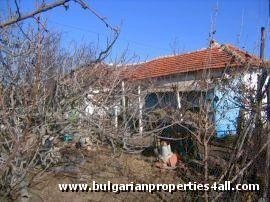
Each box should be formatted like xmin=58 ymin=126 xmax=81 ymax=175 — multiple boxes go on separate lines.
xmin=121 ymin=44 xmax=263 ymax=80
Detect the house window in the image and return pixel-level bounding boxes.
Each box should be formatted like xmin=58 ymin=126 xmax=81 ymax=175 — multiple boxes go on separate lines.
xmin=145 ymin=93 xmax=158 ymax=109
xmin=158 ymin=92 xmax=177 ymax=109
xmin=145 ymin=92 xmax=178 ymax=110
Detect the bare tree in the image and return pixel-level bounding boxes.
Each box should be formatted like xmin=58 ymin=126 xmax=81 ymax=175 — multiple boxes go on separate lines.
xmin=0 ymin=1 xmax=120 ymax=200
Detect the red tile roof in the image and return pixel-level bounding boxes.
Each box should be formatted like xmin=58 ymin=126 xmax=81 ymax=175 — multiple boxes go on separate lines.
xmin=123 ymin=44 xmax=263 ymax=80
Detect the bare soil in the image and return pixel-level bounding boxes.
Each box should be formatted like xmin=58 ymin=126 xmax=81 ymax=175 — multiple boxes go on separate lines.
xmin=27 ymin=147 xmax=189 ymax=202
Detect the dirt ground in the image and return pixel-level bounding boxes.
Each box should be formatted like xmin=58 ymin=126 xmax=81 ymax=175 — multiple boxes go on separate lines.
xmin=26 ymin=147 xmax=190 ymax=202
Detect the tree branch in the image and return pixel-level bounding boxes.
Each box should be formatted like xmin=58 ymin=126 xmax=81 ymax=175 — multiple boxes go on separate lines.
xmin=0 ymin=0 xmax=71 ymax=28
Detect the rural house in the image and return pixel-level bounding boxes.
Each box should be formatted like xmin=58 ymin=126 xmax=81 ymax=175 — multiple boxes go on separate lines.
xmin=121 ymin=41 xmax=264 ymax=137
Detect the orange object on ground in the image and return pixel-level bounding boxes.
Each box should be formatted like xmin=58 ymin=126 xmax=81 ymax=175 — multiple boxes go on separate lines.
xmin=167 ymin=153 xmax=178 ymax=167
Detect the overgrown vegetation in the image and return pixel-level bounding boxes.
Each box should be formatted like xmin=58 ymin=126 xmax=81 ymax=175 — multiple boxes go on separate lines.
xmin=0 ymin=1 xmax=270 ymax=201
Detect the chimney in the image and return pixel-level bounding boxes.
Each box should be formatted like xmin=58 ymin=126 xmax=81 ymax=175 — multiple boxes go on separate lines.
xmin=209 ymin=39 xmax=220 ymax=48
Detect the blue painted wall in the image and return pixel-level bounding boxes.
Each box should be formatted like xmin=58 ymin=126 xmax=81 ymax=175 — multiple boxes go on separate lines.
xmin=144 ymin=85 xmax=242 ymax=137
xmin=214 ymin=85 xmax=240 ymax=137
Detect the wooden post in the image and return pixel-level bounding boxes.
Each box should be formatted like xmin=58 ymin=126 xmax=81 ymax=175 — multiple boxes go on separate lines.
xmin=260 ymin=27 xmax=266 ymax=60
xmin=260 ymin=26 xmax=270 ymax=200
xmin=121 ymin=81 xmax=126 ymax=107
xmin=138 ymin=85 xmax=143 ymax=135
xmin=254 ymin=27 xmax=266 ymax=180
xmin=121 ymin=81 xmax=126 ymax=122
xmin=121 ymin=81 xmax=128 ymax=148
xmin=176 ymin=90 xmax=181 ymax=109
xmin=114 ymin=106 xmax=118 ymax=128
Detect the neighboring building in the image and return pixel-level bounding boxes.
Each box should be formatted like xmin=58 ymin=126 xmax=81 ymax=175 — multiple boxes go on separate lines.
xmin=122 ymin=42 xmax=264 ymax=136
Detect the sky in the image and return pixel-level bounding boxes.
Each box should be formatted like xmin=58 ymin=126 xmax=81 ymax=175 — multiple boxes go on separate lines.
xmin=0 ymin=0 xmax=269 ymax=62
